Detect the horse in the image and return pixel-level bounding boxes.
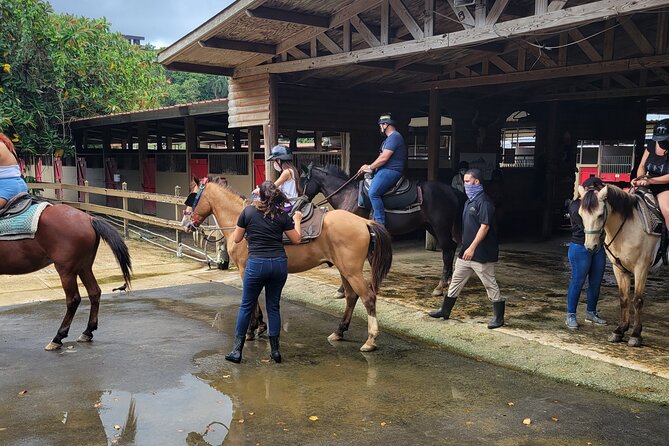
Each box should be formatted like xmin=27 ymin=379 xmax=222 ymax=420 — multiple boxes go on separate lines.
xmin=181 ymin=179 xmax=393 ymax=352
xmin=302 ymin=164 xmax=465 ymax=296
xmin=2 ymin=203 xmax=132 ymax=350
xmin=578 ymin=184 xmax=660 ymax=347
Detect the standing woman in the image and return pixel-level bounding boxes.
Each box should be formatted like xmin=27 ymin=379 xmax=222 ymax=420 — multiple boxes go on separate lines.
xmin=225 ymin=181 xmax=303 ymax=364
xmin=255 ymin=145 xmax=302 ymax=213
xmin=632 ymin=119 xmax=669 ymax=226
xmin=565 ymin=176 xmax=607 ymax=330
xmin=0 ymin=133 xmax=28 ymax=209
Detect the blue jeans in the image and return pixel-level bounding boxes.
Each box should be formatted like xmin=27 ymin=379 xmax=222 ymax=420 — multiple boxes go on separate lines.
xmin=235 ymin=257 xmax=288 ymax=337
xmin=368 ymin=168 xmax=402 ymax=224
xmin=567 ymin=242 xmax=606 ymax=314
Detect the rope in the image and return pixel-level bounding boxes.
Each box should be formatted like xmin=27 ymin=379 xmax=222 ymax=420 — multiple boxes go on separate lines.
xmin=315 ymin=171 xmax=362 ymax=206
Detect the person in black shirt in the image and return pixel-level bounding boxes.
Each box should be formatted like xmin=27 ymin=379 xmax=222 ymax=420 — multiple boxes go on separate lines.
xmin=632 ymin=118 xmax=669 ymax=226
xmin=429 ymin=168 xmax=505 ymax=329
xmin=224 ymin=181 xmax=303 ymax=364
xmin=565 ymin=177 xmax=607 ymax=330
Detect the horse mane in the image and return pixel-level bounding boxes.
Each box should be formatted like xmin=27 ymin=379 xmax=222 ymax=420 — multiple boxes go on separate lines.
xmin=581 ymin=184 xmax=635 ymax=219
xmin=208 ymin=181 xmax=246 ymax=201
xmin=322 ymin=163 xmax=350 ymax=180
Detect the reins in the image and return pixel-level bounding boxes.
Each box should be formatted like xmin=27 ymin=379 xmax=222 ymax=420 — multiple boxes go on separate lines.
xmin=314 ymin=170 xmax=362 ymax=206
xmin=604 ymin=210 xmax=631 ymax=274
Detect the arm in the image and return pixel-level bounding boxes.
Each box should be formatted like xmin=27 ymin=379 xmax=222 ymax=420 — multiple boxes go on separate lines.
xmin=633 ymin=149 xmax=650 ymax=185
xmin=359 ymin=149 xmax=394 ymax=173
xmin=232 ymin=226 xmax=246 ymax=244
xmin=462 ymin=224 xmax=490 ymax=261
xmin=645 ymin=174 xmax=669 ymax=185
xmin=274 ymin=169 xmax=292 ymax=188
xmin=285 ymin=211 xmax=302 ymax=244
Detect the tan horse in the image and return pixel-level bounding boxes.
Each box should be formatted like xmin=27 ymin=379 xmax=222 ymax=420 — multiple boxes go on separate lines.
xmin=579 ymin=184 xmax=660 ymax=347
xmin=182 ymin=181 xmax=392 ymax=352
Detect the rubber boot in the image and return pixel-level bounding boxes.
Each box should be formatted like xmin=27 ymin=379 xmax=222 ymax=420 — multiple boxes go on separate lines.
xmin=428 ymin=296 xmax=457 ymax=320
xmin=487 ymin=301 xmax=506 ymax=329
xmin=225 ymin=335 xmax=245 ymax=364
xmin=269 ymin=336 xmax=282 ymax=363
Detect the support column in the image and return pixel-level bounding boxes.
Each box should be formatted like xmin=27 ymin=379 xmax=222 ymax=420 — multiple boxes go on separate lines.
xmin=138 ymin=121 xmax=148 ymax=189
xmin=426 ymin=89 xmax=441 ymax=250
xmin=263 ymin=74 xmax=279 ymax=180
xmin=542 ymin=102 xmax=559 ymax=238
xmin=248 ymin=127 xmax=261 ymax=190
xmin=185 ymin=117 xmax=197 ymax=180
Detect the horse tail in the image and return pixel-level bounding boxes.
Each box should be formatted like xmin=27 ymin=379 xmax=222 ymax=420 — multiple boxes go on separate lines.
xmin=91 ymin=218 xmax=132 ymax=287
xmin=367 ymin=221 xmax=392 ymax=294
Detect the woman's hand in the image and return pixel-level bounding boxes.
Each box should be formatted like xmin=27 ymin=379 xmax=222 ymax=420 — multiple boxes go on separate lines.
xmin=293 ymin=210 xmax=303 ymax=223
xmin=633 ymin=176 xmax=650 ymax=187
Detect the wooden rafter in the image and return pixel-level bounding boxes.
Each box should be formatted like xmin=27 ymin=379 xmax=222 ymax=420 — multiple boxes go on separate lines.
xmin=199 ymin=37 xmax=276 ymax=54
xmin=165 ymin=62 xmax=233 ymax=76
xmin=246 ymin=6 xmax=330 ymax=28
xmin=620 ymin=16 xmax=655 ymax=55
xmin=350 ymin=15 xmax=381 ymax=47
xmin=317 ymin=33 xmax=343 ymax=54
xmin=486 ymin=0 xmax=510 ymax=26
xmin=389 ymin=0 xmax=424 ymax=40
xmin=445 ymin=0 xmax=475 ymax=28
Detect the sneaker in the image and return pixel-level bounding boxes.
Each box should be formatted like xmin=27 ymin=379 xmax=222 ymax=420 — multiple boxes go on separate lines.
xmin=585 ymin=311 xmax=607 ymax=325
xmin=565 ymin=313 xmax=579 ymax=330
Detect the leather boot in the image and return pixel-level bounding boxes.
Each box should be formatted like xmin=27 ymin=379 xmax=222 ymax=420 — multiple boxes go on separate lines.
xmin=488 ymin=301 xmax=506 ymax=329
xmin=269 ymin=336 xmax=282 ymax=363
xmin=429 ymin=296 xmax=457 ymax=320
xmin=225 ymin=335 xmax=245 ymax=363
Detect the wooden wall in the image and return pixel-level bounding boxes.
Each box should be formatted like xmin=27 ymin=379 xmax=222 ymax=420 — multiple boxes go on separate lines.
xmin=228 ymin=74 xmax=271 ymax=128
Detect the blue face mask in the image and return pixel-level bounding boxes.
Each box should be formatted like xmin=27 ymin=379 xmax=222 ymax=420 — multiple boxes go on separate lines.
xmin=464 ymin=183 xmax=483 ymax=200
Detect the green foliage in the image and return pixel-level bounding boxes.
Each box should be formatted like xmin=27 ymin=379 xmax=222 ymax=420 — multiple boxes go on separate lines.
xmin=162 ymin=70 xmax=228 ymax=106
xmin=0 ymin=0 xmax=167 ymax=155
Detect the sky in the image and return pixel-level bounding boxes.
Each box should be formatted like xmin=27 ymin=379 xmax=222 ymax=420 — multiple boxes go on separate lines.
xmin=48 ymin=0 xmax=235 ymax=49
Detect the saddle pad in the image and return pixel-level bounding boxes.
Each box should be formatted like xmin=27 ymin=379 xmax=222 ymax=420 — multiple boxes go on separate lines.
xmin=635 ymin=192 xmax=663 ymax=235
xmin=0 ymin=201 xmax=50 ymax=241
xmin=282 ymin=205 xmax=327 ymax=244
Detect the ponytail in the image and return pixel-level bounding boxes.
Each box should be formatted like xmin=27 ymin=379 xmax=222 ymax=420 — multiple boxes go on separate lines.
xmin=254 ymin=180 xmax=287 ymax=219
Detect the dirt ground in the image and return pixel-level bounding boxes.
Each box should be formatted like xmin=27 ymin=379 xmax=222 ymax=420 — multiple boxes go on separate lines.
xmin=3 ymin=233 xmax=669 ymax=404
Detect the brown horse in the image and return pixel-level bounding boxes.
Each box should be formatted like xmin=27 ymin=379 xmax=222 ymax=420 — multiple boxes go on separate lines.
xmin=2 ymin=204 xmax=132 ymax=350
xmin=579 ymin=184 xmax=660 ymax=347
xmin=182 ymin=180 xmax=392 ymax=351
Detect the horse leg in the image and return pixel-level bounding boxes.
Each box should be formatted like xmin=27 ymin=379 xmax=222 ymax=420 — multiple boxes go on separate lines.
xmin=609 ymin=267 xmax=631 ymax=343
xmin=327 ymin=276 xmax=358 ymax=342
xmin=335 ymin=284 xmax=345 ymax=299
xmin=341 ymin=271 xmax=378 ymax=352
xmin=246 ymin=304 xmax=266 ymax=341
xmin=433 ymin=238 xmax=457 ymax=296
xmin=77 ymin=268 xmax=101 ymax=343
xmin=628 ymin=268 xmax=648 ymax=347
xmin=45 ymin=271 xmax=81 ymax=351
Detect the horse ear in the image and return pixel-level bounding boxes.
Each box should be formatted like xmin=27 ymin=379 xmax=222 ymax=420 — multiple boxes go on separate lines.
xmin=598 ymin=185 xmax=609 ymax=200
xmin=577 ymin=185 xmax=586 ymax=198
xmin=192 ymin=175 xmax=200 ymax=185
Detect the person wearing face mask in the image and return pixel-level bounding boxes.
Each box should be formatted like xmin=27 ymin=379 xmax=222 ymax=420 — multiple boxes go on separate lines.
xmin=451 ymin=161 xmax=469 ymax=193
xmin=256 ymin=145 xmax=303 ymax=213
xmin=357 ymin=113 xmax=407 ymax=226
xmin=632 ymin=119 xmax=669 ymax=227
xmin=428 ymin=168 xmax=505 ymax=329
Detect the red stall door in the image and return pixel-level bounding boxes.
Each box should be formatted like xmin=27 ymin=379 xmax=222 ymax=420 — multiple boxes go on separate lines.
xmin=143 ymin=157 xmax=157 ymax=215
xmin=253 ymin=159 xmax=266 ymax=187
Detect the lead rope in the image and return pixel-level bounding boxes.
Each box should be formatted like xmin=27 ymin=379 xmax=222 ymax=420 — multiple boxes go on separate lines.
xmin=315 ymin=171 xmax=362 ymax=207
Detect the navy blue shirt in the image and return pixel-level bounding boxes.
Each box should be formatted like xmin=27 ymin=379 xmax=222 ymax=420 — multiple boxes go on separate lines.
xmin=237 ymin=205 xmax=295 ymax=258
xmin=379 ymin=131 xmax=407 ymax=173
xmin=460 ymin=192 xmax=498 ymax=263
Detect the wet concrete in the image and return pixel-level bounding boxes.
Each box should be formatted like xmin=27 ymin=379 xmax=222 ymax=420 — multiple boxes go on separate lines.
xmin=2 ymin=283 xmax=669 ymax=445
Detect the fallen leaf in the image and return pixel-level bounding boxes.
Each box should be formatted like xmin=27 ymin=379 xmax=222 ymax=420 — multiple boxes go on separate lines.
xmin=522 ymin=418 xmax=531 ymax=425
xmin=551 ymin=416 xmax=559 ymax=422
xmin=17 ymin=390 xmax=28 ymax=396
xmin=114 ymin=424 xmax=121 ymax=430
xmin=238 ymin=419 xmax=245 ymax=424
xmin=507 ymin=402 xmax=514 ymax=406
xmin=309 ymin=416 xmax=319 ymax=421
xmin=380 ymin=422 xmax=387 ymax=427
xmin=249 ymin=412 xmax=255 ymax=416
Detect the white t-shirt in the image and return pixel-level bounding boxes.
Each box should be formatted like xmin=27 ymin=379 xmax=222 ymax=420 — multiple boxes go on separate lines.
xmin=280 ymin=171 xmax=298 ymax=200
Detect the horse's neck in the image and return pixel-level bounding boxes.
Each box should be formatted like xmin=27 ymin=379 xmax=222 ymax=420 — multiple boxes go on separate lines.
xmin=209 ymin=187 xmax=244 ymax=230
xmin=318 ymin=174 xmax=358 ymax=211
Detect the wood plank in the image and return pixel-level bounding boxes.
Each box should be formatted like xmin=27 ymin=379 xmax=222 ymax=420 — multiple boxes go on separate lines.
xmin=246 ymin=6 xmax=330 ymax=28
xmin=424 ymin=0 xmax=434 ymax=37
xmin=475 ymin=1 xmax=486 ymax=28
xmin=489 ymin=54 xmax=516 ymax=73
xmin=165 ymin=62 xmax=233 ymax=77
xmin=657 ymin=11 xmax=668 ymax=54
xmin=350 ymin=15 xmax=381 ymax=47
xmin=445 ymin=0 xmax=475 ymax=28
xmin=389 ymin=0 xmax=424 ymax=39
xmin=343 ymin=20 xmax=352 ymax=51
xmin=228 ymin=103 xmax=271 ymax=115
xmin=603 ymin=18 xmax=615 ymax=60
xmin=287 ymin=47 xmax=310 ymax=60
xmin=199 ymin=37 xmax=276 ymax=55
xmin=547 ymin=0 xmax=568 ymax=12
xmin=558 ymin=32 xmax=568 ymax=66
xmin=381 ymin=0 xmax=390 ymax=45
xmin=227 ymin=87 xmax=270 ymax=101
xmin=29 ymin=183 xmax=188 ymax=204
xmin=486 ymin=0 xmax=509 ymax=26
xmin=611 ymin=73 xmax=636 ymax=88
xmin=529 ymin=85 xmax=669 ymax=102
xmin=535 ymin=0 xmax=548 ymax=14
xmin=317 ymin=33 xmax=343 ymax=54
xmin=568 ymin=28 xmax=602 ymax=61
xmin=236 ymin=0 xmax=669 ymax=77
xmin=620 ymin=16 xmax=655 ymax=55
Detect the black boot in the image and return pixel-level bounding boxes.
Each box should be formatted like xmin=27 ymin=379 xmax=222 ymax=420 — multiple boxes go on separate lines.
xmin=225 ymin=335 xmax=245 ymax=363
xmin=429 ymin=296 xmax=457 ymax=320
xmin=488 ymin=301 xmax=506 ymax=329
xmin=269 ymin=336 xmax=282 ymax=363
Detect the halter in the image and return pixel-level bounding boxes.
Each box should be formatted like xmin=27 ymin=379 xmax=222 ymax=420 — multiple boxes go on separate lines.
xmin=584 ymin=198 xmax=631 ymax=273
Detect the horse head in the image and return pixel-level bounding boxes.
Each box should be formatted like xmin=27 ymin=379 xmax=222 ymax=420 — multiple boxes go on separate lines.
xmin=578 ymin=184 xmax=609 ymax=253
xmin=182 ymin=176 xmax=212 ymax=232
xmin=301 ymin=162 xmax=322 ymax=201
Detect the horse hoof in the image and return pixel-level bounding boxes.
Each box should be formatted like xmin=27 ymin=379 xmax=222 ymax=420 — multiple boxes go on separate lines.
xmin=360 ymin=343 xmax=377 ymax=352
xmin=44 ymin=341 xmax=62 ymax=351
xmin=608 ymin=333 xmax=624 ymax=343
xmin=334 ymin=291 xmax=345 ymax=299
xmin=327 ymin=332 xmax=342 ymax=342
xmin=431 ymin=288 xmax=444 ymax=297
xmin=77 ymin=334 xmax=93 ymax=343
xmin=628 ymin=337 xmax=643 ymax=347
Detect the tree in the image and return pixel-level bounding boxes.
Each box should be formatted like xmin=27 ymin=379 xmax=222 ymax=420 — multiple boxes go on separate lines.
xmin=0 ymin=0 xmax=167 ymax=155
xmin=162 ymin=70 xmax=228 ymax=106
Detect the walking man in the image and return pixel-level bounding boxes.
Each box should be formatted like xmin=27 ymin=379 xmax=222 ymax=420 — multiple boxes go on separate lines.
xmin=429 ymin=168 xmax=506 ymax=329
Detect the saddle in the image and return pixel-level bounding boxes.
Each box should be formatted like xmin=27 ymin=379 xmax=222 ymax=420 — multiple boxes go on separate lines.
xmin=282 ymin=197 xmax=327 ymax=244
xmin=633 ymin=187 xmax=668 ymax=266
xmin=0 ymin=192 xmax=51 ymax=241
xmin=358 ymin=173 xmax=422 ymax=212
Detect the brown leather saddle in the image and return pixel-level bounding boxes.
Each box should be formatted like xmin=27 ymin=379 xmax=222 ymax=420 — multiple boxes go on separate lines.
xmin=282 ymin=197 xmax=327 ymax=244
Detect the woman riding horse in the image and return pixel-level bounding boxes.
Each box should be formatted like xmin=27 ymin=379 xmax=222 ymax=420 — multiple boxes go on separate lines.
xmin=632 ymin=119 xmax=669 ymax=225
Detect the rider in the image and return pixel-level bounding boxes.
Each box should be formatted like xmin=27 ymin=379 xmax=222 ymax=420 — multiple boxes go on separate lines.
xmin=632 ymin=118 xmax=669 ymax=225
xmin=358 ymin=113 xmax=407 ymax=225
xmin=0 ymin=133 xmax=28 ymax=209
xmin=256 ymin=145 xmax=302 ymax=212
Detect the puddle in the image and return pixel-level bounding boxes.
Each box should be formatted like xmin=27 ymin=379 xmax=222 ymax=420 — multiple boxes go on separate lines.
xmin=97 ymin=374 xmax=232 ymax=446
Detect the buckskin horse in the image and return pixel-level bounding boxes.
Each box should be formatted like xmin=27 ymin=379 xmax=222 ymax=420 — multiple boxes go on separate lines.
xmin=2 ymin=203 xmax=132 ymax=350
xmin=182 ymin=178 xmax=392 ymax=352
xmin=579 ymin=184 xmax=660 ymax=347
xmin=302 ymin=164 xmax=464 ymax=296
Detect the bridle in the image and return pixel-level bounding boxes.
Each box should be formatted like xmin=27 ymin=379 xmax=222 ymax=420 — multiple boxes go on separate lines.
xmin=304 ymin=165 xmax=361 ymax=207
xmin=584 ymin=197 xmax=630 ymax=273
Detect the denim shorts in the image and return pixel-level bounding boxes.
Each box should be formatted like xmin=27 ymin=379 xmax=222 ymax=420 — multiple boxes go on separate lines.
xmin=0 ymin=177 xmax=28 ymax=200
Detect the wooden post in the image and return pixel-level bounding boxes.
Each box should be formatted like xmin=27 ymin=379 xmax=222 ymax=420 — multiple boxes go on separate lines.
xmin=175 ymin=185 xmax=182 ymax=257
xmin=83 ymin=180 xmax=90 ymax=214
xmin=314 ymin=131 xmax=323 ymax=151
xmin=122 ymin=182 xmax=129 ymax=238
xmin=426 ymin=89 xmax=441 ymax=251
xmin=263 ymin=74 xmax=279 ymax=180
xmin=185 ymin=117 xmax=198 ymax=180
xmin=542 ymin=102 xmax=559 ymax=238
xmin=248 ymin=127 xmax=261 ymax=190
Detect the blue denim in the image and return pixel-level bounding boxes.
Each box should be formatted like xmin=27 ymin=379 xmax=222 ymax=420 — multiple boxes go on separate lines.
xmin=235 ymin=257 xmax=288 ymax=337
xmin=567 ymin=242 xmax=606 ymax=314
xmin=368 ymin=168 xmax=402 ymax=224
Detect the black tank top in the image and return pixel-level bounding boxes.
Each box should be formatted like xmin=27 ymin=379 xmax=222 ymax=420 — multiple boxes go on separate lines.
xmin=645 ymin=146 xmax=669 ymax=177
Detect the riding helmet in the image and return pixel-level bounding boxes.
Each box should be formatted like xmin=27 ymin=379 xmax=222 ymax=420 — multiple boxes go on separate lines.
xmin=377 ymin=113 xmax=396 ymax=126
xmin=652 ymin=119 xmax=669 ymax=142
xmin=266 ymin=145 xmax=293 ymax=161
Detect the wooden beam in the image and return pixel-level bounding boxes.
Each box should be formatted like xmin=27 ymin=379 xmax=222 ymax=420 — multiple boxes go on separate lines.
xmin=657 ymin=10 xmax=668 ymax=54
xmin=360 ymin=60 xmax=443 ymax=74
xmin=381 ymin=0 xmax=390 ymax=45
xmin=548 ymin=0 xmax=568 ymax=12
xmin=611 ymin=73 xmax=637 ymax=88
xmin=558 ymin=32 xmax=568 ymax=66
xmin=569 ymin=28 xmax=602 ymax=61
xmin=427 ymin=89 xmax=440 ymax=181
xmin=488 ymin=54 xmax=516 ymax=73
xmin=350 ymin=15 xmax=381 ymax=47
xmin=403 ymin=54 xmax=669 ymax=91
xmin=199 ymin=37 xmax=276 ymax=54
xmin=445 ymin=0 xmax=475 ymax=28
xmin=424 ymin=0 xmax=435 ymax=37
xmin=535 ymin=0 xmax=548 ymax=15
xmin=529 ymin=85 xmax=669 ymax=102
xmin=620 ymin=16 xmax=655 ymax=55
xmin=236 ymin=0 xmax=669 ymax=77
xmin=287 ymin=47 xmax=310 ymax=60
xmin=343 ymin=20 xmax=352 ymax=51
xmin=475 ymin=1 xmax=486 ymax=28
xmin=165 ymin=62 xmax=233 ymax=77
xmin=389 ymin=0 xmax=424 ymax=39
xmin=317 ymin=33 xmax=343 ymax=54
xmin=486 ymin=0 xmax=509 ymax=26
xmin=246 ymin=6 xmax=330 ymax=28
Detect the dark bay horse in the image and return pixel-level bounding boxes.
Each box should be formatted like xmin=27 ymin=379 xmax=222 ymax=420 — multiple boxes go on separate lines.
xmin=303 ymin=164 xmax=465 ymax=296
xmin=2 ymin=204 xmax=132 ymax=350
xmin=182 ymin=181 xmax=392 ymax=351
xmin=579 ymin=184 xmax=660 ymax=347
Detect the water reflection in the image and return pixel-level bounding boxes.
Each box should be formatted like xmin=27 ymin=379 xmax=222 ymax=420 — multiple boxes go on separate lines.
xmin=97 ymin=374 xmax=232 ymax=446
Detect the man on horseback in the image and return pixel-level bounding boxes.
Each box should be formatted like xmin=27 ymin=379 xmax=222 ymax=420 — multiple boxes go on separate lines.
xmin=0 ymin=133 xmax=28 ymax=209
xmin=357 ymin=113 xmax=407 ymax=225
xmin=632 ymin=119 xmax=669 ymax=227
